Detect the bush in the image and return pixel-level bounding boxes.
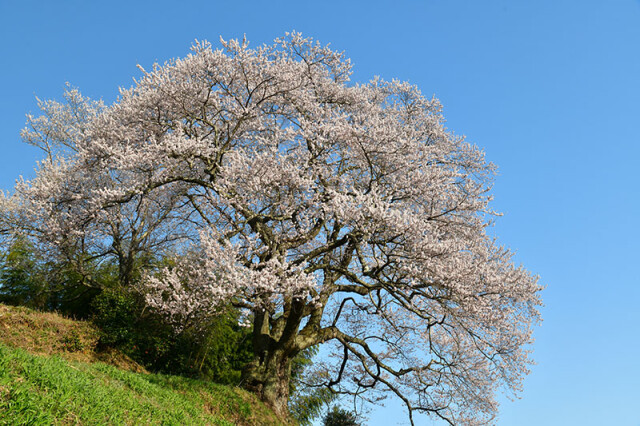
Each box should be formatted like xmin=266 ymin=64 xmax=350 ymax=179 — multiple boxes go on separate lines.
xmin=91 ymin=288 xmax=137 ymax=347
xmin=0 ymin=241 xmax=254 ymax=385
xmin=323 ymin=406 xmax=360 ymax=426
xmin=181 ymin=312 xmax=254 ymax=384
xmin=91 ymin=287 xmax=253 ymax=384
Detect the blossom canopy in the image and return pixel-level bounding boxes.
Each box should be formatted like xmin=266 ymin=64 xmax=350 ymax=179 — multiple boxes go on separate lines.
xmin=2 ymin=33 xmax=542 ymax=424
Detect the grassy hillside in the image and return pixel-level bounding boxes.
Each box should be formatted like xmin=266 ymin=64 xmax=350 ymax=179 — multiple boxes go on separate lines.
xmin=0 ymin=304 xmax=284 ymax=425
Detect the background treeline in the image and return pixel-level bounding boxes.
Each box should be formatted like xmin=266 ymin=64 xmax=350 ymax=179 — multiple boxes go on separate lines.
xmin=0 ymin=236 xmax=357 ymax=425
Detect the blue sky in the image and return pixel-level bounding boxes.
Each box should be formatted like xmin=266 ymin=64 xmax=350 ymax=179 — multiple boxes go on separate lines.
xmin=1 ymin=1 xmax=639 ymax=424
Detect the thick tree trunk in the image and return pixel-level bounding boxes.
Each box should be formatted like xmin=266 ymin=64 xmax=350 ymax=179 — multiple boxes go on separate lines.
xmin=242 ymin=349 xmax=293 ymax=420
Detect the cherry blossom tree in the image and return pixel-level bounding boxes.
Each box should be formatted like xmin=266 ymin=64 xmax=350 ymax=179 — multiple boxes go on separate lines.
xmin=2 ymin=33 xmax=542 ymax=424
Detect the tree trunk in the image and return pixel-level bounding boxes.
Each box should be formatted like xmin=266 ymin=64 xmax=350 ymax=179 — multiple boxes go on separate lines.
xmin=241 ymin=349 xmax=293 ymax=421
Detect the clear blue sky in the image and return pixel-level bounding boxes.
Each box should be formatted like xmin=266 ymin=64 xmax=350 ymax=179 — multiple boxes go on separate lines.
xmin=2 ymin=1 xmax=639 ymax=424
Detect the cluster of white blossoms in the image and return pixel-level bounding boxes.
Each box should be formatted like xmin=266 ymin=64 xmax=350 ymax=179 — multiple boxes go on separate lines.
xmin=143 ymin=230 xmax=318 ymax=327
xmin=2 ymin=33 xmax=542 ymax=424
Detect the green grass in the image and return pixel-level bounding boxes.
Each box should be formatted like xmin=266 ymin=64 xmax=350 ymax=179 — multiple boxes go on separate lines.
xmin=0 ymin=304 xmax=284 ymax=425
xmin=0 ymin=343 xmax=269 ymax=425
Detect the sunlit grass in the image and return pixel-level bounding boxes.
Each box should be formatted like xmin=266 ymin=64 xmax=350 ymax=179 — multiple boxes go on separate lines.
xmin=0 ymin=304 xmax=283 ymax=425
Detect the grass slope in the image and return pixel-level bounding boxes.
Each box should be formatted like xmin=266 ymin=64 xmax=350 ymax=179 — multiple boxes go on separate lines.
xmin=0 ymin=304 xmax=142 ymax=372
xmin=0 ymin=304 xmax=284 ymax=425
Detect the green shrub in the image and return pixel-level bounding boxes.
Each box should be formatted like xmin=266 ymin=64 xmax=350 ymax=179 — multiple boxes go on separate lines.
xmin=323 ymin=406 xmax=361 ymax=426
xmin=61 ymin=329 xmax=86 ymax=352
xmin=91 ymin=288 xmax=137 ymax=347
xmin=90 ymin=287 xmax=253 ymax=385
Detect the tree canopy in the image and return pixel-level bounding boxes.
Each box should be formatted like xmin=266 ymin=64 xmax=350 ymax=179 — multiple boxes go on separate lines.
xmin=0 ymin=33 xmax=542 ymax=425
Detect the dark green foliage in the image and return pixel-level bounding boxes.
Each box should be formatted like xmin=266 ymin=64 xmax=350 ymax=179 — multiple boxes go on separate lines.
xmin=290 ymin=345 xmax=319 ymax=394
xmin=91 ymin=287 xmax=253 ymax=385
xmin=183 ymin=313 xmax=254 ymax=385
xmin=0 ymin=238 xmax=105 ymax=317
xmin=0 ymin=240 xmax=252 ymax=385
xmin=0 ymin=240 xmax=254 ymax=386
xmin=45 ymin=263 xmax=106 ymax=319
xmin=290 ymin=386 xmax=335 ymax=426
xmin=0 ymin=238 xmax=47 ymax=309
xmin=323 ymin=406 xmax=361 ymax=426
xmin=90 ymin=288 xmax=137 ymax=347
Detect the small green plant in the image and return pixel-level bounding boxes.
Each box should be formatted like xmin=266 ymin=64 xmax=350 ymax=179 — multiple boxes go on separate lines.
xmin=61 ymin=329 xmax=85 ymax=352
xmin=323 ymin=406 xmax=361 ymax=426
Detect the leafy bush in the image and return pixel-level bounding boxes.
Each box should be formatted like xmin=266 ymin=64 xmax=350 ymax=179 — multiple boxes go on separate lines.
xmin=90 ymin=288 xmax=137 ymax=347
xmin=181 ymin=312 xmax=254 ymax=385
xmin=91 ymin=287 xmax=253 ymax=384
xmin=323 ymin=406 xmax=361 ymax=426
xmin=0 ymin=240 xmax=254 ymax=385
